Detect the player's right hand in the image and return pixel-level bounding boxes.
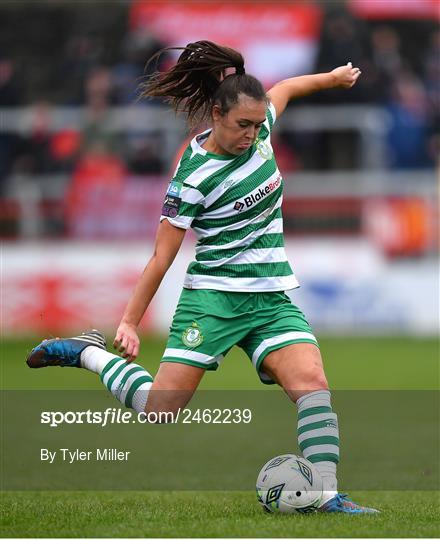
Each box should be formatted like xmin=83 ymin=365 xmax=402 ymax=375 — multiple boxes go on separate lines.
xmin=113 ymin=322 xmax=140 ymax=362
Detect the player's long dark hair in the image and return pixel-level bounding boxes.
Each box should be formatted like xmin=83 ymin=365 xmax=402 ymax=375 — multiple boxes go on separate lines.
xmin=139 ymin=40 xmax=267 ymax=127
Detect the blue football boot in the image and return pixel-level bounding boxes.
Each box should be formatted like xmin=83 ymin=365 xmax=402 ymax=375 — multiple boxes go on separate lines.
xmin=26 ymin=330 xmax=106 ymax=368
xmin=319 ymin=493 xmax=379 ymax=514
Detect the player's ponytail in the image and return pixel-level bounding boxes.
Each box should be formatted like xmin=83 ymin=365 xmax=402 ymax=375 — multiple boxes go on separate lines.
xmin=139 ymin=40 xmax=266 ymax=127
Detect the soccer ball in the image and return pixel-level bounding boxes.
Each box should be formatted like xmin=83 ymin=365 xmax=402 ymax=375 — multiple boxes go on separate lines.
xmin=256 ymin=454 xmax=323 ymax=514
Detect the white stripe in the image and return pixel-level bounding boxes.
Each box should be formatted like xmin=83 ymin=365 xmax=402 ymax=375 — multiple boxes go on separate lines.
xmin=302 ymin=444 xmax=340 ymax=456
xmin=196 ymin=247 xmax=288 ymax=268
xmin=180 ymin=185 xmax=205 ymax=206
xmin=251 ymin=331 xmax=317 ymax=367
xmin=160 ymin=215 xmax=193 ymax=230
xmin=162 ymin=348 xmax=223 ymax=365
xmin=195 ymin=217 xmax=283 ymax=255
xmin=298 ymin=412 xmax=338 ymax=430
xmin=193 ymin=196 xmax=282 ymax=239
xmin=298 ymin=427 xmax=339 ymax=445
xmin=102 ymin=359 xmax=125 ymax=387
xmin=119 ymin=371 xmax=152 ymax=405
xmin=184 ymin=274 xmax=299 ymax=293
xmin=183 ymin=157 xmax=230 ymax=189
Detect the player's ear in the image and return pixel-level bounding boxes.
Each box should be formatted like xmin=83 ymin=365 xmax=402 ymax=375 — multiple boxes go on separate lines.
xmin=211 ymin=104 xmax=223 ymax=123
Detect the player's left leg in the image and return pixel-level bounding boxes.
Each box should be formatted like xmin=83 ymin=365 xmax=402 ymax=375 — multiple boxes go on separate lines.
xmin=261 ymin=344 xmax=378 ymax=514
xmin=26 ymin=329 xmax=206 ymax=419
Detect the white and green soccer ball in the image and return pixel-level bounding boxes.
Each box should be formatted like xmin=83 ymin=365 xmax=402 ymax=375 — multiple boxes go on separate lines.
xmin=256 ymin=454 xmax=323 ymax=514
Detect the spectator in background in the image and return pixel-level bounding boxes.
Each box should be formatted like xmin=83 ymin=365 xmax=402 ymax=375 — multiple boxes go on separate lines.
xmin=112 ymin=32 xmax=168 ymax=105
xmin=66 ymin=139 xmax=127 ymax=235
xmin=126 ymin=133 xmax=164 ymax=175
xmin=423 ymin=30 xmax=440 ymax=165
xmin=58 ymin=35 xmax=103 ymax=105
xmin=314 ymin=9 xmax=368 ymax=103
xmin=0 ymin=57 xmax=22 ymax=106
xmin=386 ymin=70 xmax=432 ymax=169
xmin=368 ymin=25 xmax=404 ymax=102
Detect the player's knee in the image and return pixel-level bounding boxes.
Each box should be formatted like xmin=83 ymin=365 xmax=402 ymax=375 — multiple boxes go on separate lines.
xmin=299 ymin=365 xmax=328 ymax=390
xmin=281 ymin=365 xmax=328 ymax=392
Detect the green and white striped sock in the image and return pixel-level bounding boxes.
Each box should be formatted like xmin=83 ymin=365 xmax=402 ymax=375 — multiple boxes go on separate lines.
xmin=81 ymin=347 xmax=153 ymax=413
xmin=296 ymin=390 xmax=339 ymax=501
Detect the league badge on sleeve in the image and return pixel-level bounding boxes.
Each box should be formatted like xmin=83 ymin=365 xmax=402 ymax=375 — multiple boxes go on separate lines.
xmin=162 ymin=180 xmax=183 ymax=218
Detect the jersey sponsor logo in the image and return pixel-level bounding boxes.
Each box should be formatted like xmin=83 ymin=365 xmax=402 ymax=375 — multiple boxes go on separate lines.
xmin=167 ymin=180 xmax=183 ymax=197
xmin=234 ymin=174 xmax=281 ymax=212
xmin=256 ymin=137 xmax=273 ymax=160
xmin=162 ymin=195 xmax=181 ymax=219
xmin=182 ymin=322 xmax=204 ymax=348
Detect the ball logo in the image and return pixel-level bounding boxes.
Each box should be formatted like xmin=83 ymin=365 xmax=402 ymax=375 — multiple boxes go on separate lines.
xmin=296 ymin=460 xmax=313 ymax=486
xmin=182 ymin=322 xmax=203 ymax=348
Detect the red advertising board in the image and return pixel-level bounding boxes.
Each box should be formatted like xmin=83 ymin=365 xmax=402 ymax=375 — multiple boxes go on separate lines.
xmin=349 ymin=0 xmax=439 ymax=20
xmin=129 ymin=1 xmax=322 ymax=85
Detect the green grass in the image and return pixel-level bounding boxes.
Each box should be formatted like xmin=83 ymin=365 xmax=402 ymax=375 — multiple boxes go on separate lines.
xmin=2 ymin=491 xmax=439 ymax=538
xmin=1 ymin=335 xmax=439 ymax=537
xmin=2 ymin=335 xmax=439 ymax=390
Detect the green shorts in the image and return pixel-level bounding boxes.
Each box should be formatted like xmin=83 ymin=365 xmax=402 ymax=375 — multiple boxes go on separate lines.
xmin=161 ymin=289 xmax=318 ymax=384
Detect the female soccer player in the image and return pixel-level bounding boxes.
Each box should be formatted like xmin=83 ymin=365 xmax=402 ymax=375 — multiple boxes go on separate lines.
xmin=27 ymin=41 xmax=377 ymax=513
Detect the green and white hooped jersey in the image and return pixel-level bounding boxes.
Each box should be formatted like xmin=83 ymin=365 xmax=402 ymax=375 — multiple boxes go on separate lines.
xmin=160 ymin=102 xmax=299 ymax=293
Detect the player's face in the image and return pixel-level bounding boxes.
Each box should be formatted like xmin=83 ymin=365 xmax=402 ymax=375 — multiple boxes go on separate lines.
xmin=211 ymin=95 xmax=267 ymax=156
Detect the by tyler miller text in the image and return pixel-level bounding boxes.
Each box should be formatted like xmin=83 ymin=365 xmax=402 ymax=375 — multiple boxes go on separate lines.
xmin=41 ymin=448 xmax=131 ymax=464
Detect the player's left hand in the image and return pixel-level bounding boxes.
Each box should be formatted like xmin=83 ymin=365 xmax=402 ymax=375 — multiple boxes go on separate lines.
xmin=331 ymin=62 xmax=362 ymax=89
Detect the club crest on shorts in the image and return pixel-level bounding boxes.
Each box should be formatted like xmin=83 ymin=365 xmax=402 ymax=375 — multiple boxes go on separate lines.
xmin=255 ymin=138 xmax=273 ymax=160
xmin=182 ymin=322 xmax=203 ymax=348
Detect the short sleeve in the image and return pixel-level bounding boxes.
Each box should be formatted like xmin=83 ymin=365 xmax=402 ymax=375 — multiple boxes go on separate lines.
xmin=160 ymin=179 xmax=205 ymax=230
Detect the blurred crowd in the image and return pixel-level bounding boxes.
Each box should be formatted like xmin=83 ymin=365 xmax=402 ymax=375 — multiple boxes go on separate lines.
xmin=0 ymin=4 xmax=438 ymax=190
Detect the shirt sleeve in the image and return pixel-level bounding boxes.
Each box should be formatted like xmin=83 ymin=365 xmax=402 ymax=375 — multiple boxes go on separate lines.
xmin=160 ymin=179 xmax=205 ymax=230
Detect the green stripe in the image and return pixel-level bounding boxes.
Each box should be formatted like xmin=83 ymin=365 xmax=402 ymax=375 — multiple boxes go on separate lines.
xmin=187 ymin=261 xmax=292 ymax=279
xmin=267 ymin=105 xmax=275 ymax=131
xmin=307 ymin=453 xmax=340 ymax=464
xmin=196 ymin=233 xmax=284 ymax=262
xmin=99 ymin=358 xmax=123 ymax=382
xmin=196 ymin=147 xmax=258 ymax=197
xmin=259 ymin=123 xmax=269 ymax=139
xmin=124 ymin=375 xmax=154 ymax=409
xmin=207 ymin=159 xmax=277 ymax=212
xmin=299 ymin=436 xmax=340 ymax=452
xmin=298 ymin=406 xmax=332 ymax=421
xmin=298 ymin=419 xmax=334 ymax=436
xmin=175 ymin=152 xmax=210 ymax=183
xmin=106 ymin=363 xmax=129 ymax=391
xmin=194 ymin=188 xmax=281 ymax=229
xmin=178 ymin=201 xmax=205 ymax=218
xmin=197 ymin=207 xmax=282 ymax=246
xmin=116 ymin=366 xmax=145 ymax=392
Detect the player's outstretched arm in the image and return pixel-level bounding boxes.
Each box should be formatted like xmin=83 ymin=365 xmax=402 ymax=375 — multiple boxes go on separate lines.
xmin=267 ymin=62 xmax=362 ymax=118
xmin=114 ymin=219 xmax=186 ymax=361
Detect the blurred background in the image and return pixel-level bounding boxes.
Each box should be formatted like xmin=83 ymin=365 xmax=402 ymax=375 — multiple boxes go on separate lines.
xmin=2 ymin=0 xmax=439 ymax=337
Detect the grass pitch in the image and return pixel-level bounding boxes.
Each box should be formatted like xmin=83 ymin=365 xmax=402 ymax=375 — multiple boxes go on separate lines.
xmin=1 ymin=335 xmax=439 ymax=537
